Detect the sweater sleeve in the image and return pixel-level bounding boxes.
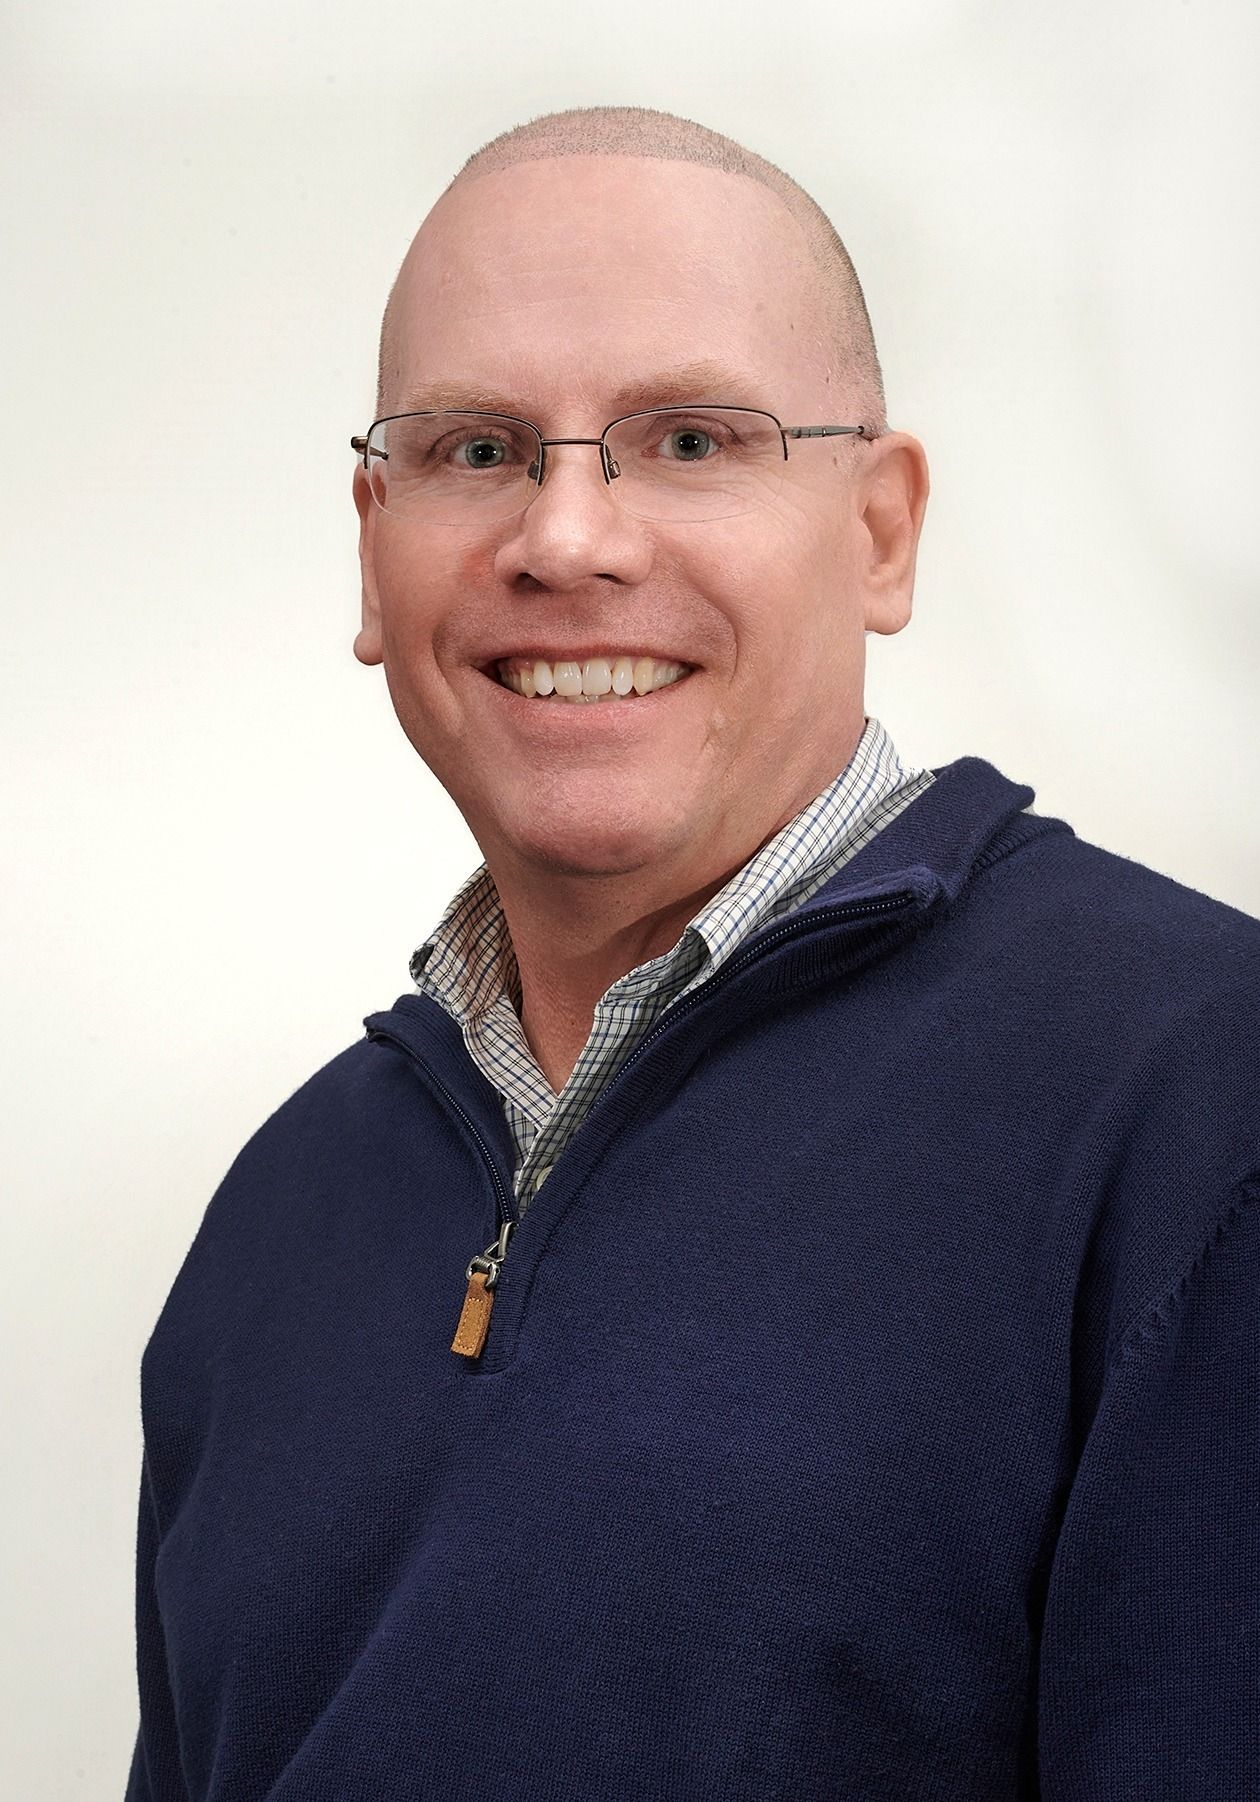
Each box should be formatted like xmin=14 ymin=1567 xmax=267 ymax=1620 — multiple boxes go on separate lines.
xmin=124 ymin=1447 xmax=189 ymax=1802
xmin=1037 ymin=1178 xmax=1260 ymax=1801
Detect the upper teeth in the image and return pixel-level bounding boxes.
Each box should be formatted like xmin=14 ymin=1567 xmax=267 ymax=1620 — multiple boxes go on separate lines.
xmin=496 ymin=656 xmax=689 ymax=700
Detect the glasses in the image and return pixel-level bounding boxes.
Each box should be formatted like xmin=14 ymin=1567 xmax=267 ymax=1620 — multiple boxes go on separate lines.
xmin=350 ymin=405 xmax=871 ymax=526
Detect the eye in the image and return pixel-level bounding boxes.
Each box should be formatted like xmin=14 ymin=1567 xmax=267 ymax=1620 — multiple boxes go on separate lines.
xmin=659 ymin=426 xmax=718 ymax=462
xmin=456 ymin=436 xmax=510 ymax=469
xmin=423 ymin=421 xmax=533 ymax=471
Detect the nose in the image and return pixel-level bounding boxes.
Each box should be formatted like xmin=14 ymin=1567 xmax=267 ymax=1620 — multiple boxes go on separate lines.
xmin=492 ymin=441 xmax=654 ymax=593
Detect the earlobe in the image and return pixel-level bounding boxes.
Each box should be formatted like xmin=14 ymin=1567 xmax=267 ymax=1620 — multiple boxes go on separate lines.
xmin=353 ymin=467 xmax=384 ymax=666
xmin=354 ymin=599 xmax=383 ymax=667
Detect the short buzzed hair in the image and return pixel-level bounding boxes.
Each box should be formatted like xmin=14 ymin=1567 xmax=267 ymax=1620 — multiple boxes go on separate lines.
xmin=376 ymin=105 xmax=886 ymax=435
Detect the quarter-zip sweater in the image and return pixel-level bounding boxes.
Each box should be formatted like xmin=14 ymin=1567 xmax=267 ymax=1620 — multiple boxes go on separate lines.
xmin=127 ymin=756 xmax=1260 ymax=1801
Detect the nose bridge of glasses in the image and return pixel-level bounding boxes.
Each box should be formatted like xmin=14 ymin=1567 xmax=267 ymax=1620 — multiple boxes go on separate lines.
xmin=534 ymin=435 xmax=616 ymax=486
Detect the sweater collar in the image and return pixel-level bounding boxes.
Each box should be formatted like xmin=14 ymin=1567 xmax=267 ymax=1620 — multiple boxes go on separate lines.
xmin=792 ymin=753 xmax=1063 ymax=917
xmin=365 ymin=756 xmax=1068 ymax=1105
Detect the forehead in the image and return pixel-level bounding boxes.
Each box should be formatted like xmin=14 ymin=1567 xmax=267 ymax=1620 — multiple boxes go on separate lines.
xmin=385 ymin=156 xmax=832 ymax=417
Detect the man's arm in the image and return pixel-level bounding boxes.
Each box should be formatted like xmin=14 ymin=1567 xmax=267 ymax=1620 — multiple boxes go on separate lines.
xmin=124 ymin=1448 xmax=188 ymax=1801
xmin=1038 ymin=1175 xmax=1260 ymax=1800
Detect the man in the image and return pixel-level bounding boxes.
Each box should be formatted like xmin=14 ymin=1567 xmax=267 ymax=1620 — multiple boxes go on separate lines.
xmin=127 ymin=107 xmax=1260 ymax=1800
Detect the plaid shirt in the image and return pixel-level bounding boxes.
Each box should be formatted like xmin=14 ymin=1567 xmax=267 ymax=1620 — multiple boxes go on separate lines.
xmin=411 ymin=714 xmax=934 ymax=1215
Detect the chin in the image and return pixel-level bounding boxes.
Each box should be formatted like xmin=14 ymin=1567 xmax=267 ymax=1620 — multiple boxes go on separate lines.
xmin=508 ymin=813 xmax=676 ymax=881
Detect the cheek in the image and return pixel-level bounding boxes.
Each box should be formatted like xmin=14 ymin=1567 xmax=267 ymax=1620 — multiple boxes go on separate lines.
xmin=373 ymin=532 xmax=490 ymax=667
xmin=696 ymin=510 xmax=847 ymax=670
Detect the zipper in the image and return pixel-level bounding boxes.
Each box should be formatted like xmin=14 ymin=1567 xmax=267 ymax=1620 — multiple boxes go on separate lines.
xmin=586 ymin=890 xmax=916 ymax=1097
xmin=450 ymin=1215 xmax=515 ymax=1359
xmin=370 ymin=886 xmax=922 ymax=1361
xmin=364 ymin=1027 xmax=520 ymax=1357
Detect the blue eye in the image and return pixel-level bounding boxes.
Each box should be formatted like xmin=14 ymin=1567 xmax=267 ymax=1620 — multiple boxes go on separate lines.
xmin=459 ymin=438 xmax=508 ymax=468
xmin=663 ymin=428 xmax=715 ymax=461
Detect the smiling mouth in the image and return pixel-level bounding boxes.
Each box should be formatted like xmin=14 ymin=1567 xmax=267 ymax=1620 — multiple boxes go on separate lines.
xmin=490 ymin=654 xmax=693 ymax=702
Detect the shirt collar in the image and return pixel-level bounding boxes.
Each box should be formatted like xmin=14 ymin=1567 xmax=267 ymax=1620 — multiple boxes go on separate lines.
xmin=410 ymin=714 xmax=925 ymax=1021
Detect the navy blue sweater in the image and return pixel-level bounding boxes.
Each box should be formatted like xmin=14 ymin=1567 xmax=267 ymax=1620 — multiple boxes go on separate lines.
xmin=126 ymin=756 xmax=1260 ymax=1800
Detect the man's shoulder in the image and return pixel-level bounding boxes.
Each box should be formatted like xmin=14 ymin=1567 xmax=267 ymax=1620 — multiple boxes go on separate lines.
xmin=957 ymin=815 xmax=1259 ymax=1191
xmin=141 ymin=1026 xmax=438 ymax=1353
xmin=861 ymin=774 xmax=1260 ymax=1095
xmin=865 ymin=754 xmax=1260 ymax=986
xmin=223 ymin=1023 xmax=436 ymax=1178
xmin=973 ymin=806 xmax=1260 ymax=996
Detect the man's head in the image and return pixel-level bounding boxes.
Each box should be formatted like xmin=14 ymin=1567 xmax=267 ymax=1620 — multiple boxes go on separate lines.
xmin=354 ymin=106 xmax=928 ymax=888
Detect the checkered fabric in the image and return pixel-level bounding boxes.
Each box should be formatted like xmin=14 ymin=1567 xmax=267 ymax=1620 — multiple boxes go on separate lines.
xmin=410 ymin=714 xmax=934 ymax=1215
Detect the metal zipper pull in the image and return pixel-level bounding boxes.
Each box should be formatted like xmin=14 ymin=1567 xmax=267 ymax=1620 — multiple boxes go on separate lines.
xmin=451 ymin=1218 xmax=515 ymax=1358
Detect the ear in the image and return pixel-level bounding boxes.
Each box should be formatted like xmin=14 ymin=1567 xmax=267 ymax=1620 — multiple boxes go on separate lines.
xmin=855 ymin=432 xmax=930 ymax=636
xmin=352 ymin=465 xmax=384 ymax=665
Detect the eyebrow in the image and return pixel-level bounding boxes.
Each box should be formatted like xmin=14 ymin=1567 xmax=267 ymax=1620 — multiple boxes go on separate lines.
xmin=390 ymin=360 xmax=776 ymax=420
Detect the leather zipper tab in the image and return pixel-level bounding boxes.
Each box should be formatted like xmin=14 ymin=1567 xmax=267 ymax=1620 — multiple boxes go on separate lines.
xmin=451 ymin=1219 xmax=515 ymax=1358
xmin=451 ymin=1271 xmax=494 ymax=1358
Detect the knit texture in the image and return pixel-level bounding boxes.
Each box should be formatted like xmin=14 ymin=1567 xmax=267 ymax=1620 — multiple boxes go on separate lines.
xmin=126 ymin=756 xmax=1260 ymax=1801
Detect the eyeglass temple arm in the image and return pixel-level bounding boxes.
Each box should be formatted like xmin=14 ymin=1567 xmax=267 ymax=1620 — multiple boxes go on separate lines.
xmin=783 ymin=425 xmax=870 ymax=439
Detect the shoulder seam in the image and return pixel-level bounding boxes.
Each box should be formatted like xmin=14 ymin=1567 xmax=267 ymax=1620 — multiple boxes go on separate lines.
xmin=1107 ymin=1172 xmax=1260 ymax=1373
xmin=970 ymin=812 xmax=1073 ymax=878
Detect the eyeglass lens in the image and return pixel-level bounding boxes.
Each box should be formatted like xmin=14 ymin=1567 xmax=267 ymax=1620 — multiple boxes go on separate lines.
xmin=364 ymin=409 xmax=787 ymax=525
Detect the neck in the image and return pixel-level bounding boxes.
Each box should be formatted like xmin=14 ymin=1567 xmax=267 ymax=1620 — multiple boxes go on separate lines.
xmin=500 ymin=861 xmax=738 ymax=1093
xmin=484 ymin=722 xmax=866 ymax=1091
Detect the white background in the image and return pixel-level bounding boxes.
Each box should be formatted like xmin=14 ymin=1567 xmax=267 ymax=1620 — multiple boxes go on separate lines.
xmin=3 ymin=0 xmax=1257 ymax=1789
